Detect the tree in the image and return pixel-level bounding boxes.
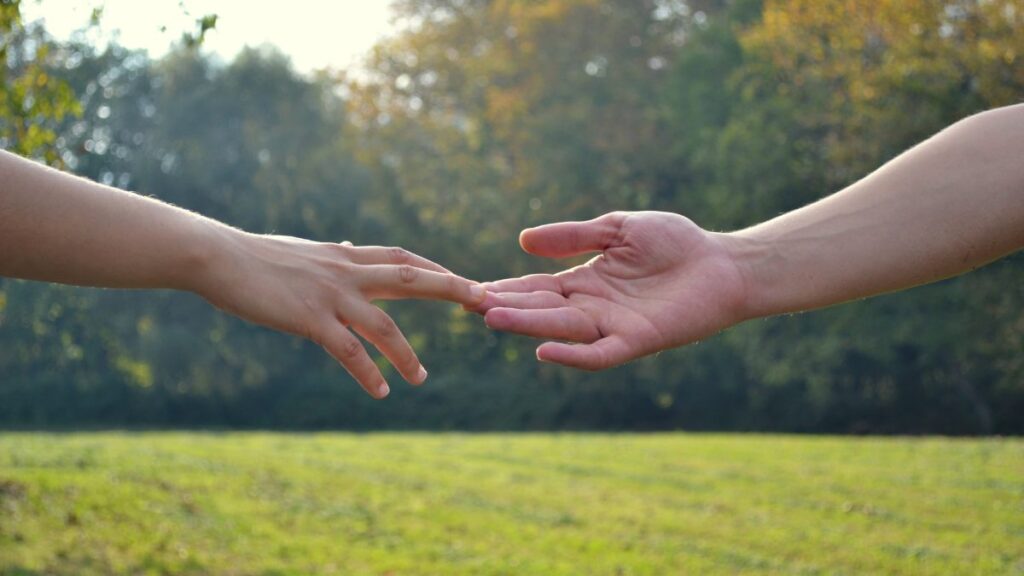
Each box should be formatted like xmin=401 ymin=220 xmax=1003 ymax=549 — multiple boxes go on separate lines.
xmin=2 ymin=0 xmax=1021 ymax=433
xmin=0 ymin=0 xmax=81 ymax=163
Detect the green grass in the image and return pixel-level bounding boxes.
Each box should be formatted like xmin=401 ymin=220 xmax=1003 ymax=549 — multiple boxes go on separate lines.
xmin=0 ymin=433 xmax=1021 ymax=575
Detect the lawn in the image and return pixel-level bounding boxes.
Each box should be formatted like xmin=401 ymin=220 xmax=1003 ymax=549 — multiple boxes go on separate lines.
xmin=0 ymin=433 xmax=1021 ymax=575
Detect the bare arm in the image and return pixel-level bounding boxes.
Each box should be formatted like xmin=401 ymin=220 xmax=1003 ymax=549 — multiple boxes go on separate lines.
xmin=476 ymin=105 xmax=1024 ymax=370
xmin=0 ymin=150 xmax=486 ymax=397
xmin=732 ymin=104 xmax=1024 ymax=317
xmin=0 ymin=149 xmax=223 ymax=290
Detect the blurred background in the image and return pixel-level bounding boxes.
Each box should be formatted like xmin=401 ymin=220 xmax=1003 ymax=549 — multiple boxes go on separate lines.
xmin=1 ymin=0 xmax=1022 ymax=434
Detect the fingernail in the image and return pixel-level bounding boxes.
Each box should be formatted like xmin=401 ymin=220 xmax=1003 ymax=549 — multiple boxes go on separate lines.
xmin=378 ymin=382 xmax=390 ymax=398
xmin=470 ymin=284 xmax=487 ymax=303
xmin=536 ymin=346 xmax=552 ymax=363
xmin=416 ymin=366 xmax=428 ymax=384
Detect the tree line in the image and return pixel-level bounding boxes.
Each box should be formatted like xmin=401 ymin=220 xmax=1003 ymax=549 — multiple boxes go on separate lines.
xmin=1 ymin=0 xmax=1021 ymax=433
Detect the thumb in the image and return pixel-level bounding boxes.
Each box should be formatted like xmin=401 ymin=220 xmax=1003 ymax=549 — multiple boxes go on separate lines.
xmin=519 ymin=212 xmax=626 ymax=259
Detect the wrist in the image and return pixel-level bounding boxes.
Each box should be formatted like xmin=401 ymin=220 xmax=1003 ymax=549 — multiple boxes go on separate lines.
xmin=174 ymin=216 xmax=248 ymax=299
xmin=716 ymin=229 xmax=781 ymax=321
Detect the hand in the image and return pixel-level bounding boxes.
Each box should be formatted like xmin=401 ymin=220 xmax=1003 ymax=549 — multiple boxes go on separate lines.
xmin=473 ymin=211 xmax=750 ymax=370
xmin=195 ymin=231 xmax=486 ymax=399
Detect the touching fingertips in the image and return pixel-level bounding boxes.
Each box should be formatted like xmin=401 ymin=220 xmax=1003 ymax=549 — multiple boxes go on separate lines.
xmin=466 ymin=293 xmax=497 ymax=314
xmin=470 ymin=284 xmax=487 ymax=303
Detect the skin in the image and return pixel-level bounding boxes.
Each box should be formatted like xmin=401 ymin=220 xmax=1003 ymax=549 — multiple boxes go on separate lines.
xmin=0 ymin=149 xmax=487 ymax=398
xmin=474 ymin=104 xmax=1024 ymax=370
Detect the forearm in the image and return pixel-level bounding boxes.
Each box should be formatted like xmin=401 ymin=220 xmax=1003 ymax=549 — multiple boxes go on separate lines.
xmin=0 ymin=149 xmax=232 ymax=293
xmin=729 ymin=104 xmax=1024 ymax=318
xmin=0 ymin=151 xmax=489 ymax=397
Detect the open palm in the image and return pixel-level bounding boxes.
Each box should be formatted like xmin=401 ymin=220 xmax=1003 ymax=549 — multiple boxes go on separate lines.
xmin=474 ymin=211 xmax=750 ymax=370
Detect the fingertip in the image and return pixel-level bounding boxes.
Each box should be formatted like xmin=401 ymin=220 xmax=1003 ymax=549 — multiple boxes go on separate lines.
xmin=519 ymin=227 xmax=538 ymax=253
xmin=536 ymin=342 xmax=560 ymax=363
xmin=397 ymin=359 xmax=426 ymax=386
xmin=377 ymin=381 xmax=390 ymax=399
xmin=483 ymin=307 xmax=509 ymax=329
xmin=536 ymin=345 xmax=549 ymax=362
xmin=469 ymin=292 xmax=500 ymax=314
xmin=469 ymin=283 xmax=487 ymax=304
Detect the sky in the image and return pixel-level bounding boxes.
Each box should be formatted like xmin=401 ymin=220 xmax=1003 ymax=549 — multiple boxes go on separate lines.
xmin=20 ymin=0 xmax=399 ymax=74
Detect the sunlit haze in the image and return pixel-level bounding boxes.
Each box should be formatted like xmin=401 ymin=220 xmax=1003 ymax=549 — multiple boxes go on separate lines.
xmin=21 ymin=0 xmax=399 ymax=74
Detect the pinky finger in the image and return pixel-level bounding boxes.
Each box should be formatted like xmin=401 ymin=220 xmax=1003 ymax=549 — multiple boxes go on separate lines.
xmin=535 ymin=336 xmax=635 ymax=371
xmin=319 ymin=324 xmax=391 ymax=399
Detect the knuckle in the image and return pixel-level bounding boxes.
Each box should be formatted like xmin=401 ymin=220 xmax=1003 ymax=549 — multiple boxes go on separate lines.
xmin=375 ymin=313 xmax=397 ymax=338
xmin=397 ymin=264 xmax=418 ymax=284
xmin=328 ymin=258 xmax=355 ymax=276
xmin=339 ymin=336 xmax=363 ymax=360
xmin=388 ymin=247 xmax=409 ymax=264
xmin=333 ymin=242 xmax=354 ymax=259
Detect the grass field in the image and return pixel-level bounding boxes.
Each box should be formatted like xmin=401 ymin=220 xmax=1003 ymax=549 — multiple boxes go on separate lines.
xmin=0 ymin=433 xmax=1021 ymax=575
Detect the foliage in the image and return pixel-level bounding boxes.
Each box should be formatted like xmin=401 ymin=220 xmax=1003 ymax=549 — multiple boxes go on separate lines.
xmin=0 ymin=0 xmax=81 ymax=163
xmin=0 ymin=0 xmax=1022 ymax=432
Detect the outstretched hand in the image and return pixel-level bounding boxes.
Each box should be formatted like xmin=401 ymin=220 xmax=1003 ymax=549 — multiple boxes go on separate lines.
xmin=197 ymin=233 xmax=486 ymax=399
xmin=472 ymin=211 xmax=750 ymax=370
xmin=0 ymin=149 xmax=486 ymax=400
